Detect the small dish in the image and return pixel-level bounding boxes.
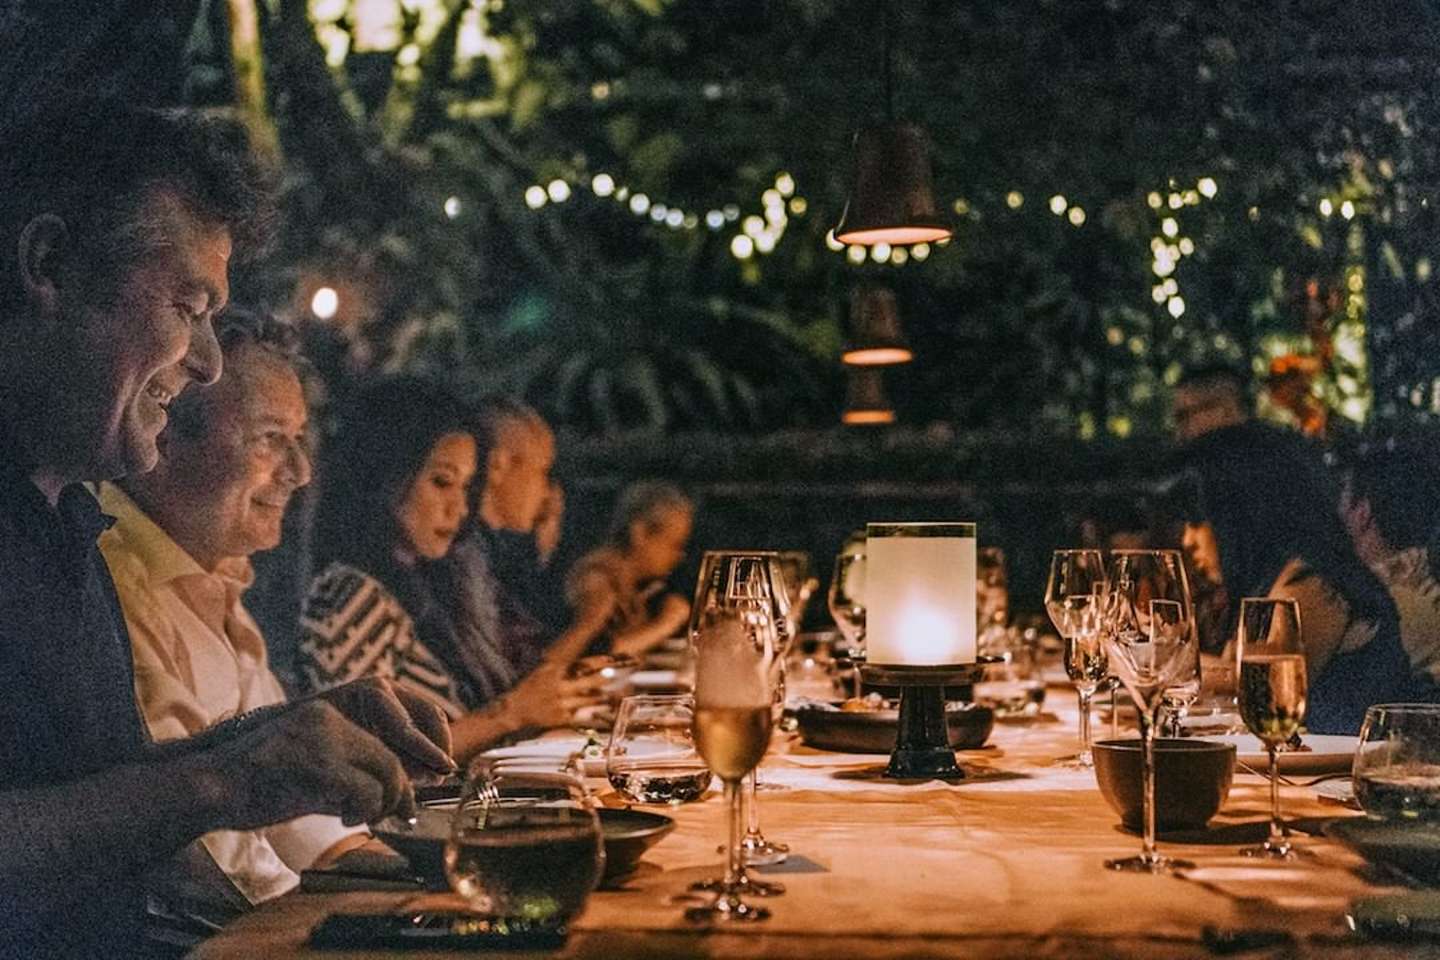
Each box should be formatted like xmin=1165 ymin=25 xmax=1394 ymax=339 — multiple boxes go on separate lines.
xmin=1199 ymin=733 xmax=1358 ymax=775
xmin=373 ymin=807 xmax=675 ymax=887
xmin=1325 ymin=818 xmax=1440 ymax=885
xmin=793 ymin=701 xmax=994 ymax=754
xmin=1093 ymin=738 xmax=1236 ymax=831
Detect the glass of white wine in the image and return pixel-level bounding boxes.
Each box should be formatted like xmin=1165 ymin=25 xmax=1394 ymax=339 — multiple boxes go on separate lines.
xmin=685 ymin=552 xmax=782 ymax=922
xmin=1236 ymin=597 xmax=1307 ymax=859
xmin=1101 ymin=550 xmax=1196 ymax=874
xmin=1044 ymin=549 xmax=1107 ymax=768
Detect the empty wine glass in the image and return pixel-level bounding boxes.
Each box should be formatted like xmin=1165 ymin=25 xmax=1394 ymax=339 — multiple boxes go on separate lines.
xmin=685 ymin=552 xmax=782 ymax=922
xmin=828 ymin=550 xmax=867 ymax=699
xmin=1044 ymin=549 xmax=1107 ymax=768
xmin=1101 ymin=549 xmax=1196 ymax=874
xmin=1161 ymin=634 xmax=1202 ymax=737
xmin=1236 ymin=597 xmax=1307 ymax=859
xmin=445 ymin=767 xmax=604 ymax=922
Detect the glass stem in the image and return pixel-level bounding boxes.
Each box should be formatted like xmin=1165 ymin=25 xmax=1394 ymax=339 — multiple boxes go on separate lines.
xmin=1267 ymin=746 xmax=1285 ymax=848
xmin=1141 ymin=707 xmax=1158 ymax=864
xmin=1110 ymin=683 xmax=1120 ymax=738
xmin=725 ymin=779 xmax=743 ymax=888
xmin=745 ymin=769 xmax=761 ymax=839
xmin=1076 ymin=687 xmax=1094 ymax=764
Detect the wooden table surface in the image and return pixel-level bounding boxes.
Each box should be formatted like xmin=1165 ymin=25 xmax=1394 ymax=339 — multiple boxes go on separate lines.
xmin=192 ymin=694 xmax=1425 ymax=959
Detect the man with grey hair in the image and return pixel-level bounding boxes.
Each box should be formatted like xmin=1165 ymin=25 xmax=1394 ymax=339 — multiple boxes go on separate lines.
xmin=100 ymin=307 xmax=397 ymax=916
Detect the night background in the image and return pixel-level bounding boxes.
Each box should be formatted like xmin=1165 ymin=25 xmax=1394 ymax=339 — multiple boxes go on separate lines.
xmin=4 ymin=0 xmax=1438 ymax=656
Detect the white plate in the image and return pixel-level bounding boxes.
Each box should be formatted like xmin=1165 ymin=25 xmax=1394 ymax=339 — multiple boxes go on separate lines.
xmin=630 ymin=670 xmax=684 ymax=691
xmin=1315 ymin=777 xmax=1357 ymax=807
xmin=1199 ymin=733 xmax=1358 ymax=775
xmin=480 ymin=737 xmax=606 ymax=777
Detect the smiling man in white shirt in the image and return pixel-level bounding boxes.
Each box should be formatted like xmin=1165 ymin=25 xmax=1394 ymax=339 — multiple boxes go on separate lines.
xmin=98 ymin=306 xmax=381 ymax=908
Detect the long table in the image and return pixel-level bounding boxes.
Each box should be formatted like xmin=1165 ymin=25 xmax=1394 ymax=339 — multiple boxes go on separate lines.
xmin=192 ymin=698 xmax=1415 ymax=958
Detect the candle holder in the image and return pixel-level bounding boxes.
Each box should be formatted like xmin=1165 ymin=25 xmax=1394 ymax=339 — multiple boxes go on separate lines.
xmin=862 ymin=661 xmax=993 ymax=779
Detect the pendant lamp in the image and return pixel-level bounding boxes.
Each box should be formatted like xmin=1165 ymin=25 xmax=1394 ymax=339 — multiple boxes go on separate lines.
xmin=843 ymin=285 xmax=913 ymax=366
xmin=842 ymin=368 xmax=897 ymax=425
xmin=832 ymin=5 xmax=952 ymax=247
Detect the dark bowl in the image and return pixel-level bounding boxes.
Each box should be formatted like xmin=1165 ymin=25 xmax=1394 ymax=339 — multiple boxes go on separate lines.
xmin=794 ymin=702 xmax=994 ymax=754
xmin=1325 ymin=817 xmax=1440 ymax=885
xmin=1092 ymin=738 xmax=1236 ymax=831
xmin=373 ymin=806 xmax=674 ymax=888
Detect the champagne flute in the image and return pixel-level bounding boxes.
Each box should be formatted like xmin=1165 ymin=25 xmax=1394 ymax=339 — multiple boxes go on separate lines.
xmin=1101 ymin=549 xmax=1196 ymax=874
xmin=828 ymin=551 xmax=867 ymax=699
xmin=1236 ymin=597 xmax=1307 ymax=859
xmin=1044 ymin=549 xmax=1107 ymax=768
xmin=687 ymin=552 xmax=785 ymax=912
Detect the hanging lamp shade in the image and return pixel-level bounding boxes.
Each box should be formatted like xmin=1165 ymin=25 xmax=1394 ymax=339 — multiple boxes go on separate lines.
xmin=833 ymin=122 xmax=953 ymax=246
xmin=842 ymin=368 xmax=897 ymax=425
xmin=843 ymin=285 xmax=913 ymax=366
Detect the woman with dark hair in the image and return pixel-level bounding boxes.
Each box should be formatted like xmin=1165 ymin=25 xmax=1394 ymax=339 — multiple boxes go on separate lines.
xmin=1175 ymin=438 xmax=1437 ymax=733
xmin=297 ymin=379 xmax=594 ymax=762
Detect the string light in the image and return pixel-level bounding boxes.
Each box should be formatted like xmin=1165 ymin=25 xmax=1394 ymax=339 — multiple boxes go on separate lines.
xmin=1319 ymin=198 xmax=1334 ymax=217
xmin=1197 ymin=177 xmax=1218 ymax=198
xmin=1340 ymin=200 xmax=1356 ymax=220
xmin=1049 ymin=195 xmax=1068 ymax=215
xmin=1005 ymin=191 xmax=1025 ymax=209
xmin=706 ymin=210 xmax=726 ymax=230
xmin=546 ymin=179 xmax=570 ymax=203
xmin=730 ymin=235 xmax=754 ymax=259
xmin=444 ymin=196 xmax=462 ymax=218
xmin=629 ymin=193 xmax=650 ymax=215
xmin=310 ymin=287 xmax=339 ymax=320
xmin=591 ymin=173 xmax=615 ymax=197
xmin=1067 ymin=206 xmax=1086 ymax=226
xmin=1161 ymin=217 xmax=1179 ymax=238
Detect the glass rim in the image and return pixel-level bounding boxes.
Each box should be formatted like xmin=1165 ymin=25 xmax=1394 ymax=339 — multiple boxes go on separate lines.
xmin=1364 ymin=702 xmax=1440 ymax=714
xmin=618 ymin=693 xmax=695 ymax=705
xmin=866 ymin=521 xmax=976 ymax=538
xmin=700 ymin=548 xmax=781 ymax=557
xmin=1052 ymin=547 xmax=1103 ymax=555
xmin=1108 ymin=548 xmax=1183 ymax=556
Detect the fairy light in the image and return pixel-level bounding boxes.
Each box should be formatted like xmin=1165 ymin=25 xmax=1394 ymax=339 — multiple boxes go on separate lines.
xmin=546 ymin=179 xmax=570 ymax=203
xmin=592 ymin=173 xmax=615 ymax=197
xmin=1319 ymin=198 xmax=1334 ymax=217
xmin=846 ymin=245 xmax=867 ymax=265
xmin=1197 ymin=177 xmax=1217 ymax=198
xmin=444 ymin=196 xmax=462 ymax=218
xmin=730 ymin=235 xmax=754 ymax=259
xmin=1341 ymin=200 xmax=1356 ymax=220
xmin=310 ymin=287 xmax=339 ymax=320
xmin=1161 ymin=218 xmax=1179 ymax=238
xmin=1006 ymin=191 xmax=1024 ymax=209
xmin=1067 ymin=206 xmax=1086 ymax=226
xmin=870 ymin=242 xmax=892 ymax=263
xmin=629 ymin=193 xmax=650 ymax=215
xmin=775 ymin=172 xmax=796 ymax=197
xmin=524 ymin=185 xmax=547 ymax=209
xmin=1049 ymin=195 xmax=1068 ymax=215
xmin=1147 ymin=192 xmax=1163 ymax=209
xmin=1167 ymin=296 xmax=1186 ymax=318
xmin=825 ymin=229 xmax=844 ymax=251
xmin=706 ymin=210 xmax=726 ymax=230
xmin=911 ymin=243 xmax=930 ymax=261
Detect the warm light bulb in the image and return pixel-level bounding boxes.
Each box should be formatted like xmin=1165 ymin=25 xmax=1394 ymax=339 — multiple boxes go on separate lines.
xmin=629 ymin=193 xmax=650 ymax=215
xmin=1197 ymin=177 xmax=1217 ymax=198
xmin=775 ymin=172 xmax=796 ymax=197
xmin=730 ymin=235 xmax=755 ymax=259
xmin=871 ymin=242 xmax=892 ymax=263
xmin=546 ymin=180 xmax=570 ymax=203
xmin=310 ymin=287 xmax=339 ymax=320
xmin=1005 ymin=191 xmax=1024 ymax=209
xmin=1341 ymin=200 xmax=1356 ymax=220
xmin=1049 ymin=195 xmax=1067 ymax=215
xmin=591 ymin=173 xmax=615 ymax=197
xmin=1319 ymin=198 xmax=1334 ymax=217
xmin=707 ymin=211 xmax=726 ymax=230
xmin=911 ymin=243 xmax=931 ymax=261
xmin=524 ymin=185 xmax=547 ymax=209
xmin=1067 ymin=207 xmax=1086 ymax=226
xmin=1161 ymin=218 xmax=1179 ymax=237
xmin=825 ymin=229 xmax=844 ymax=251
xmin=444 ymin=196 xmax=462 ymax=219
xmin=1167 ymin=296 xmax=1186 ymax=318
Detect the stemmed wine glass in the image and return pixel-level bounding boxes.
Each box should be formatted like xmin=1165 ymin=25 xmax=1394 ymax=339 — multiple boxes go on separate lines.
xmin=686 ymin=551 xmax=783 ymax=922
xmin=1100 ymin=549 xmax=1197 ymax=874
xmin=1236 ymin=597 xmax=1307 ymax=860
xmin=1044 ymin=549 xmax=1107 ymax=768
xmin=828 ymin=551 xmax=867 ymax=699
xmin=1161 ymin=634 xmax=1202 ymax=737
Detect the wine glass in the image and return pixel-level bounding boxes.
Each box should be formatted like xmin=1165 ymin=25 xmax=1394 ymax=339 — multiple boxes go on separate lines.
xmin=777 ymin=550 xmax=819 ymax=639
xmin=741 ymin=554 xmax=792 ymax=862
xmin=686 ymin=552 xmax=784 ymax=920
xmin=828 ymin=551 xmax=867 ymax=699
xmin=1353 ymin=703 xmax=1440 ymax=821
xmin=1044 ymin=549 xmax=1107 ymax=768
xmin=1160 ymin=634 xmax=1202 ymax=737
xmin=1100 ymin=549 xmax=1196 ymax=874
xmin=1235 ymin=597 xmax=1307 ymax=859
xmin=445 ymin=767 xmax=604 ymax=921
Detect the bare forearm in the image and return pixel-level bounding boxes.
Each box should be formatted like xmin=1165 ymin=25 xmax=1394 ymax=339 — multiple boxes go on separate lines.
xmin=449 ymin=705 xmax=523 ymax=764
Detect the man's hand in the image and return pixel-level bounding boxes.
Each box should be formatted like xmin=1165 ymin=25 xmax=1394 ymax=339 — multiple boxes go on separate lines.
xmin=313 ymin=677 xmax=455 ymax=783
xmin=192 ymin=700 xmax=418 ymax=831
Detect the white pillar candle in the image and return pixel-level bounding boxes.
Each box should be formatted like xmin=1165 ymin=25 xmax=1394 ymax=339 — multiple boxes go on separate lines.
xmin=864 ymin=522 xmax=977 ymax=666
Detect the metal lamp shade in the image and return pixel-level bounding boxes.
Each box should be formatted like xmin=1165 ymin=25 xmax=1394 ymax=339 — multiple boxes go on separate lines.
xmin=843 ymin=285 xmax=913 ymax=366
xmin=842 ymin=368 xmax=896 ymax=425
xmin=833 ymin=122 xmax=953 ymax=246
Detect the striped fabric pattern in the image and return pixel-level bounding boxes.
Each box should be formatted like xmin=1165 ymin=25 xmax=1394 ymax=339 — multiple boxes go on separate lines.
xmin=297 ymin=563 xmax=466 ymax=720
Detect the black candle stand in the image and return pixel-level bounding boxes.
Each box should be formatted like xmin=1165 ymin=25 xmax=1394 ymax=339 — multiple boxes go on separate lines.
xmin=861 ymin=660 xmax=993 ymax=780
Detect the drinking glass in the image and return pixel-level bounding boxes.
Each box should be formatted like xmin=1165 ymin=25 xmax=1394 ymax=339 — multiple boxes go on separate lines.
xmin=777 ymin=550 xmax=819 ymax=639
xmin=1235 ymin=597 xmax=1306 ymax=858
xmin=828 ymin=551 xmax=867 ymax=699
xmin=444 ymin=767 xmax=604 ymax=922
xmin=1160 ymin=635 xmax=1202 ymax=737
xmin=1044 ymin=549 xmax=1107 ymax=768
xmin=606 ymin=695 xmax=713 ymax=805
xmin=1101 ymin=549 xmax=1196 ymax=873
xmin=977 ymin=546 xmax=1009 ymax=635
xmin=1354 ymin=703 xmax=1440 ymax=821
xmin=686 ymin=552 xmax=783 ymax=921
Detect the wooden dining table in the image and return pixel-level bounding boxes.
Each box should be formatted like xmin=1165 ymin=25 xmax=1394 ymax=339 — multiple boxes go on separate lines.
xmin=192 ymin=693 xmax=1419 ymax=959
